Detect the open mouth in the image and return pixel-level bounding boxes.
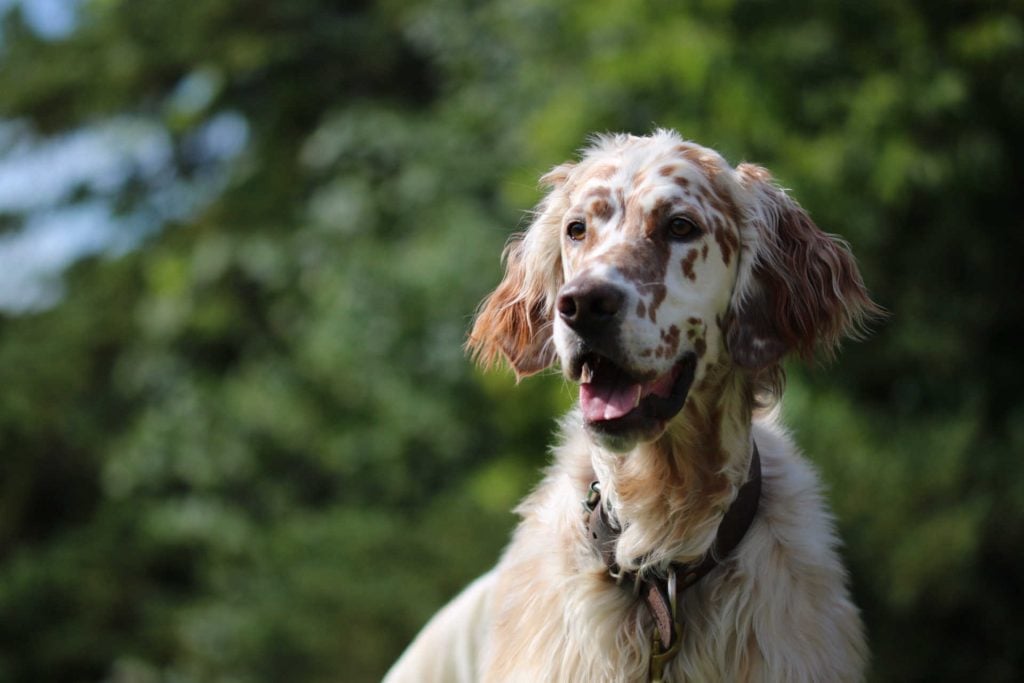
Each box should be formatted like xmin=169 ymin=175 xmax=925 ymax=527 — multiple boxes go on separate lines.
xmin=575 ymin=352 xmax=697 ymax=435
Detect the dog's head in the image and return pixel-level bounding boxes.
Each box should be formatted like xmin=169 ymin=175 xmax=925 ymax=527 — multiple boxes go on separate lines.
xmin=468 ymin=131 xmax=878 ymax=450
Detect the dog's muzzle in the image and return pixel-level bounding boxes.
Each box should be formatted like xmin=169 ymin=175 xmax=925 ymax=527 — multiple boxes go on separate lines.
xmin=557 ymin=277 xmax=696 ymax=441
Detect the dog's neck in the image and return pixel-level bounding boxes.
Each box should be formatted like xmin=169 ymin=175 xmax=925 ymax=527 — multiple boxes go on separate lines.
xmin=587 ymin=363 xmax=756 ymax=571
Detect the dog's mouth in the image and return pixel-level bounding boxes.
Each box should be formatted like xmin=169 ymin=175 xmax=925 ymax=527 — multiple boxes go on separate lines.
xmin=573 ymin=352 xmax=697 ymax=435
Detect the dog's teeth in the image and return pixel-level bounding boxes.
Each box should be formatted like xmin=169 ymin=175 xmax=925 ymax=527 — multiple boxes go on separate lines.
xmin=632 ymin=385 xmax=642 ymax=408
xmin=580 ymin=362 xmax=594 ymax=384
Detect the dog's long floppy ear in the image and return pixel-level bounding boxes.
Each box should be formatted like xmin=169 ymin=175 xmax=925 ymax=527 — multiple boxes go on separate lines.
xmin=727 ymin=163 xmax=882 ymax=370
xmin=466 ymin=163 xmax=575 ymax=380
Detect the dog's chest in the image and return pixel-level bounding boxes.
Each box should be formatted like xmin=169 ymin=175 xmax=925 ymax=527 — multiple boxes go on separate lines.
xmin=485 ymin=499 xmax=746 ymax=682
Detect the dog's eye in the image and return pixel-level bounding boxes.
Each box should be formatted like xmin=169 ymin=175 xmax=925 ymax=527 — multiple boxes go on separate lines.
xmin=567 ymin=220 xmax=587 ymax=241
xmin=667 ymin=216 xmax=700 ymax=241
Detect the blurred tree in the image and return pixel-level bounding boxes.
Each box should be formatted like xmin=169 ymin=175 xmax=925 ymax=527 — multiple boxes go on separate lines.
xmin=0 ymin=0 xmax=1020 ymax=681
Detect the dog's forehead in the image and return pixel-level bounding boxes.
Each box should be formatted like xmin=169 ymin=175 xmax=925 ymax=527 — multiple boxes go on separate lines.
xmin=569 ymin=140 xmax=731 ymax=215
xmin=560 ymin=137 xmax=743 ymax=285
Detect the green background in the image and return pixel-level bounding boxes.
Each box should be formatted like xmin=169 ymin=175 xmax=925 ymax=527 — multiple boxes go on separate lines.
xmin=0 ymin=0 xmax=1021 ymax=681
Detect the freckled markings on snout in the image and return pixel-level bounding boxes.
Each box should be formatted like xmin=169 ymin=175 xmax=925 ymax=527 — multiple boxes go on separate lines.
xmin=574 ymin=231 xmax=669 ymax=323
xmin=641 ymin=284 xmax=667 ymax=324
xmin=590 ymin=190 xmax=672 ymax=322
xmin=681 ymin=248 xmax=699 ymax=281
xmin=597 ymin=238 xmax=669 ymax=293
xmin=658 ymin=324 xmax=681 ymax=358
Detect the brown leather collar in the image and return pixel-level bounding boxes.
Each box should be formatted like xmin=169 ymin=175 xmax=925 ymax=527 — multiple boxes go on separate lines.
xmin=584 ymin=442 xmax=762 ymax=656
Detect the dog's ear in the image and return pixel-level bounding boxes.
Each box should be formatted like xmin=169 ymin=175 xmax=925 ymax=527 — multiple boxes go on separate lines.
xmin=466 ymin=163 xmax=574 ymax=380
xmin=466 ymin=237 xmax=556 ymax=379
xmin=726 ymin=163 xmax=882 ymax=370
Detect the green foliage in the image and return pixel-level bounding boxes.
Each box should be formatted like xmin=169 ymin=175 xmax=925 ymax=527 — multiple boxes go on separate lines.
xmin=0 ymin=0 xmax=1021 ymax=681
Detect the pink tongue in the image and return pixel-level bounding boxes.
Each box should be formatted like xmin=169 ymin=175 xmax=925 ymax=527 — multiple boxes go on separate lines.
xmin=580 ymin=381 xmax=642 ymax=422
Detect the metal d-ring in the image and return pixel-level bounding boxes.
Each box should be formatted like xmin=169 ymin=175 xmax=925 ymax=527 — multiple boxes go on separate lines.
xmin=582 ymin=480 xmax=601 ymax=512
xmin=667 ymin=565 xmax=678 ymax=616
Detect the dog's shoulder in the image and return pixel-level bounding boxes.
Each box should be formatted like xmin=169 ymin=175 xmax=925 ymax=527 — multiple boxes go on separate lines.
xmin=723 ymin=417 xmax=868 ymax=682
xmin=749 ymin=415 xmax=844 ymax=552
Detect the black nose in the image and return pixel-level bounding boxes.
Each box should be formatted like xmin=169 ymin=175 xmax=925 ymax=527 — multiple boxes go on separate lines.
xmin=557 ymin=279 xmax=625 ymax=332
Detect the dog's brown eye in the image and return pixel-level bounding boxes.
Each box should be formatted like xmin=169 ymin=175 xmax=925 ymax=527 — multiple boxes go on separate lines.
xmin=567 ymin=220 xmax=587 ymax=241
xmin=667 ymin=216 xmax=699 ymax=240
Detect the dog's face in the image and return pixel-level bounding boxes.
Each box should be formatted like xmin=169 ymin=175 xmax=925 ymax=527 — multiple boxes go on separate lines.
xmin=469 ymin=131 xmax=877 ymax=450
xmin=551 ymin=142 xmax=741 ymax=447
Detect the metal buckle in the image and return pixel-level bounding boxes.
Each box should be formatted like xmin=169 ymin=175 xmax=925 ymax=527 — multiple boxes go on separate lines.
xmin=649 ymin=567 xmax=683 ymax=682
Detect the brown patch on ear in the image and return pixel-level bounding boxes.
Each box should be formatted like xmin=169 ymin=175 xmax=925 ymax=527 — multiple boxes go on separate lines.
xmin=467 ymin=237 xmax=556 ymax=380
xmin=467 ymin=163 xmax=571 ymax=380
xmin=724 ymin=298 xmax=790 ymax=370
xmin=727 ymin=164 xmax=883 ymax=370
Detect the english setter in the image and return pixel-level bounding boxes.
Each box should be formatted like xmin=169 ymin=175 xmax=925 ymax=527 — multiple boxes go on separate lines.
xmin=385 ymin=131 xmax=878 ymax=682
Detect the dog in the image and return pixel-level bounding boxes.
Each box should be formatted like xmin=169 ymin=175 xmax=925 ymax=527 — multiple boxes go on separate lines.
xmin=384 ymin=130 xmax=878 ymax=682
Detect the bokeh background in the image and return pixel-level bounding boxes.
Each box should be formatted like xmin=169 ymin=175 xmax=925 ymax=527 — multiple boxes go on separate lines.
xmin=0 ymin=0 xmax=1021 ymax=681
